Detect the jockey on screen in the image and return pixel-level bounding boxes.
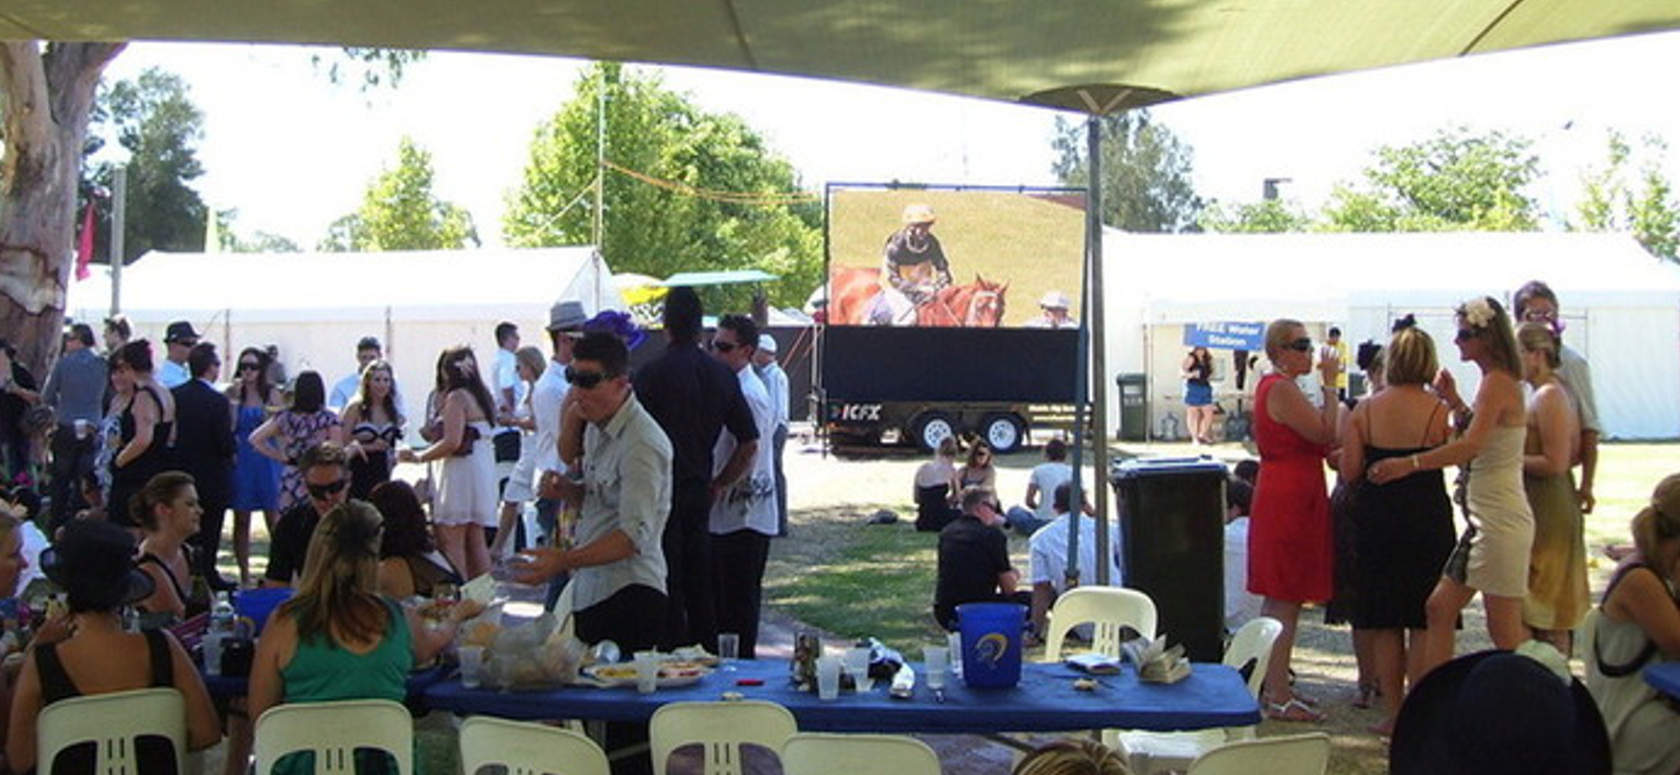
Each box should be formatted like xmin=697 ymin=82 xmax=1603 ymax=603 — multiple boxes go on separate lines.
xmin=867 ymin=203 xmax=954 ymax=326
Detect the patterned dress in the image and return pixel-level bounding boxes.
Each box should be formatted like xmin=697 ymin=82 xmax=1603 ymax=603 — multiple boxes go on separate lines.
xmin=276 ymin=410 xmax=341 ymax=512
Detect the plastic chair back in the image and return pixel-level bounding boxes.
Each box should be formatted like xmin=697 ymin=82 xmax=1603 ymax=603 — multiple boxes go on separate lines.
xmin=1043 ymin=586 xmax=1158 ymax=660
xmin=459 ymin=716 xmax=608 ymax=775
xmin=37 ymin=687 xmax=187 ymax=775
xmin=649 ymin=700 xmax=797 ymax=775
xmin=254 ymin=699 xmax=413 ymax=775
xmin=1185 ymin=733 xmax=1330 ymax=775
xmin=781 ymin=733 xmax=940 ymax=775
xmin=1222 ymin=616 xmax=1282 ymax=699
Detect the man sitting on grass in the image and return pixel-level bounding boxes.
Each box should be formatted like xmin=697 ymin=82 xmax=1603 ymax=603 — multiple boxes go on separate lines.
xmin=933 ymin=486 xmax=1030 ymax=631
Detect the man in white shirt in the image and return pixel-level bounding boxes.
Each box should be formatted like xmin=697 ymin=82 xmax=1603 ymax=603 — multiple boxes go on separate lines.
xmin=752 ymin=333 xmax=790 ymax=537
xmin=491 ymin=321 xmax=522 ymax=464
xmin=1512 ymin=280 xmax=1601 ymax=513
xmin=531 ymin=301 xmax=584 ymax=541
xmin=156 ymin=321 xmax=197 ymax=389
xmin=328 ymin=336 xmax=385 ymax=412
xmin=1028 ymin=481 xmax=1123 ymax=637
xmin=1008 ymin=438 xmax=1072 ymax=536
xmin=1223 ymin=476 xmax=1262 ymax=633
xmin=708 ymin=315 xmax=778 ymax=657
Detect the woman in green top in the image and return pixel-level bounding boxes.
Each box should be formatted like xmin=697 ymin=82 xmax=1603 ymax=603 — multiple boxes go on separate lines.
xmin=244 ymin=501 xmax=481 ymax=773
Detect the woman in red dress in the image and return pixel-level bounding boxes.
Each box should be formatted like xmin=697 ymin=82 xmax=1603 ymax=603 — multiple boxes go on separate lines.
xmin=1251 ymin=318 xmax=1341 ymax=721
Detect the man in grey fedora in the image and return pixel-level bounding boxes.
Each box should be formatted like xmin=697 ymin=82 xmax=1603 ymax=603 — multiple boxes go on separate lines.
xmin=531 ymin=301 xmax=588 ymax=554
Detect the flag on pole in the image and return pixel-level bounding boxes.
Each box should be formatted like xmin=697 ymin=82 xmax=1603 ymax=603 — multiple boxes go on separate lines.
xmin=74 ymin=201 xmax=96 ymax=280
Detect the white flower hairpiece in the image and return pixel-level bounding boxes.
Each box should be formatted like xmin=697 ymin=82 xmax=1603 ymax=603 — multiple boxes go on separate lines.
xmin=1462 ymin=297 xmax=1497 ymax=329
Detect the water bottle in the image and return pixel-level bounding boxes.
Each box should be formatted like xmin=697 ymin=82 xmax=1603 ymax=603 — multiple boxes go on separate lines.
xmin=204 ymin=592 xmax=235 ymax=677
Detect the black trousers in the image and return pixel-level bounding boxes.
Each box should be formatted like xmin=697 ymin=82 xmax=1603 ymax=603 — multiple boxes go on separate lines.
xmin=711 ymin=528 xmax=771 ymax=658
xmin=47 ymin=426 xmax=96 ymax=530
xmin=772 ymin=425 xmax=789 ymax=537
xmin=574 ymin=584 xmax=667 ymax=775
xmin=189 ymin=486 xmax=229 ymax=581
xmin=660 ymin=483 xmax=717 ymax=651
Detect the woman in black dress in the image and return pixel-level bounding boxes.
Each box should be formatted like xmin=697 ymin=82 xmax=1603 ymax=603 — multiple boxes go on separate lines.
xmin=105 ymin=341 xmax=176 ymax=529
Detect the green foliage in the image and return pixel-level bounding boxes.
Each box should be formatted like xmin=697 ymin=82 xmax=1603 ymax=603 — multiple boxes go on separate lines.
xmin=1198 ymin=198 xmax=1313 ymax=233
xmin=1321 ymin=126 xmax=1541 ymax=231
xmin=1051 ymin=110 xmax=1203 ymax=232
xmin=1571 ymin=130 xmax=1680 ymax=262
xmin=503 ymin=63 xmax=822 ymax=308
xmin=323 ymin=137 xmax=478 ymax=251
xmin=85 ymin=67 xmax=209 ymax=263
xmin=311 ymin=47 xmax=427 ymax=91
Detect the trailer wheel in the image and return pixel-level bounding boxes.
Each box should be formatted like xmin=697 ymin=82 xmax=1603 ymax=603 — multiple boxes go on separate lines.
xmin=981 ymin=413 xmax=1026 ymax=454
xmin=909 ymin=412 xmax=958 ymax=452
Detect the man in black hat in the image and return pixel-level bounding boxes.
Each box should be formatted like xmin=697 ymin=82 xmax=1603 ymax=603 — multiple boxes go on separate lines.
xmin=158 ymin=320 xmax=199 ymax=389
xmin=173 ymin=342 xmax=237 ymax=590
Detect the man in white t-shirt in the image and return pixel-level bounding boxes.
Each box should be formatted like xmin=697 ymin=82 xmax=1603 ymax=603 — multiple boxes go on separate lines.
xmin=490 ymin=321 xmax=523 ymax=470
xmin=708 ymin=315 xmax=779 ymax=657
xmin=1007 ymin=438 xmax=1073 ymax=536
xmin=1028 ymin=481 xmax=1123 ymax=637
xmin=1223 ymin=476 xmax=1262 ymax=633
xmin=752 ymin=333 xmax=790 ymax=536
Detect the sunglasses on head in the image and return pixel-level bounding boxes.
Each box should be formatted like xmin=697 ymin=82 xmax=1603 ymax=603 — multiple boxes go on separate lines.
xmin=710 ymin=339 xmax=738 ymax=354
xmin=1286 ymin=338 xmax=1313 ymax=352
xmin=306 ymin=479 xmax=348 ymax=499
xmin=565 ymin=365 xmax=619 ymax=390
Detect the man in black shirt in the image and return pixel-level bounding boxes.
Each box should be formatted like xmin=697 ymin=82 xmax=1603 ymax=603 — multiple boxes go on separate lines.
xmin=934 ymin=486 xmax=1028 ymax=630
xmin=263 ymin=442 xmax=351 ymax=587
xmin=632 ymin=287 xmax=758 ymax=650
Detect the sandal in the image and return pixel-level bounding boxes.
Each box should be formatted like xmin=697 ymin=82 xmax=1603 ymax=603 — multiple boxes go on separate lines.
xmin=1354 ymin=682 xmax=1381 ymax=709
xmin=1265 ymin=697 xmax=1326 ymax=723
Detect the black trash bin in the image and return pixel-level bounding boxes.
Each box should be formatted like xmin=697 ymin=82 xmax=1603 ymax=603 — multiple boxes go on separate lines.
xmin=1112 ymin=457 xmax=1227 ymax=662
xmin=1116 ymin=373 xmax=1148 ymax=442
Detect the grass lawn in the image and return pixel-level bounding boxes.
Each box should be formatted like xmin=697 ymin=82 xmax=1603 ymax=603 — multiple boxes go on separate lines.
xmin=764 ymin=439 xmax=1680 ymax=775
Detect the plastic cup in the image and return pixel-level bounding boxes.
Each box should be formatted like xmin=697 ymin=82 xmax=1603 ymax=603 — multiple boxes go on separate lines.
xmin=718 ymin=632 xmax=740 ymax=670
xmin=458 ymin=646 xmax=485 ymax=689
xmin=634 ymin=652 xmax=660 ymax=694
xmin=844 ymin=646 xmax=872 ymax=692
xmin=948 ymin=631 xmax=964 ymax=678
xmin=816 ymin=656 xmax=843 ymax=700
xmin=923 ymin=646 xmax=948 ymax=690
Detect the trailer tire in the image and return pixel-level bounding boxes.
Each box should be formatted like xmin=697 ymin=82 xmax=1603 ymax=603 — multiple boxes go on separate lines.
xmin=981 ymin=413 xmax=1027 ymax=454
xmin=909 ymin=412 xmax=958 ymax=453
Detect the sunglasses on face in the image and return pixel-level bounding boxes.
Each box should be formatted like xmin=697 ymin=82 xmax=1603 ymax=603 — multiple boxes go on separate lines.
xmin=1455 ymin=328 xmax=1480 ymax=342
xmin=1522 ymin=309 xmax=1557 ymax=322
xmin=565 ymin=365 xmax=619 ymax=390
xmin=710 ymin=339 xmax=738 ymax=354
xmin=1285 ymin=338 xmax=1313 ymax=352
xmin=306 ymin=479 xmax=348 ymax=499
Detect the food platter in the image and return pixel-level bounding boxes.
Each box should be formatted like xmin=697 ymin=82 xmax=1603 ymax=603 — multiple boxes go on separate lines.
xmin=583 ymin=661 xmax=711 ymax=688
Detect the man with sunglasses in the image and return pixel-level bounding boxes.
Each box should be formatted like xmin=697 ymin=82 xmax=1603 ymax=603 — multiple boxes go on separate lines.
xmin=707 ymin=315 xmax=778 ymax=658
xmin=632 ymin=287 xmax=758 ymax=651
xmin=1513 ymin=280 xmax=1601 ymax=513
xmin=263 ymin=442 xmax=352 ymax=587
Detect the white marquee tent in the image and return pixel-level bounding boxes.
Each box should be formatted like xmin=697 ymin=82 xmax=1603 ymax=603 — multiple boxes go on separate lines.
xmin=1101 ymin=231 xmax=1680 ymax=440
xmin=68 ymin=247 xmax=622 ymax=430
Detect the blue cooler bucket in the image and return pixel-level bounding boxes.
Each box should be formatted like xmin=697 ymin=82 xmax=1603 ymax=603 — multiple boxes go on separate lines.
xmin=235 ymin=587 xmax=294 ymax=635
xmin=956 ymin=602 xmax=1027 ymax=688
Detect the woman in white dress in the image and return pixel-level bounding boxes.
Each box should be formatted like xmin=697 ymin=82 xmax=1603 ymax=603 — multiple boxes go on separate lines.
xmin=400 ymin=346 xmax=496 ymax=580
xmin=489 ymin=346 xmax=548 ymax=558
xmin=1369 ymin=296 xmax=1531 ymax=677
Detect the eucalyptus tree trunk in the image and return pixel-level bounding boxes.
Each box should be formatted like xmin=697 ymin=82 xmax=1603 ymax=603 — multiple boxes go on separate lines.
xmin=0 ymin=41 xmax=125 ymax=375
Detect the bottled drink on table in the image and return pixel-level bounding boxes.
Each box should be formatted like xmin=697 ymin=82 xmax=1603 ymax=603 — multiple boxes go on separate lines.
xmin=204 ymin=591 xmax=235 ymax=676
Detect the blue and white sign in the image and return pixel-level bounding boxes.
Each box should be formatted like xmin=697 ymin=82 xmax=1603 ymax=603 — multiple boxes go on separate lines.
xmin=1184 ymin=321 xmax=1265 ymax=350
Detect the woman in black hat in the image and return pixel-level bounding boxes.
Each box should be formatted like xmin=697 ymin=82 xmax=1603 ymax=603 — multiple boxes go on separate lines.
xmin=5 ymin=520 xmax=220 ymax=774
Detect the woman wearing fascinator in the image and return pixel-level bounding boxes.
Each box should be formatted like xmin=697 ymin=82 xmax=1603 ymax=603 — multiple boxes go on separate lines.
xmin=1369 ymin=296 xmax=1531 ymax=678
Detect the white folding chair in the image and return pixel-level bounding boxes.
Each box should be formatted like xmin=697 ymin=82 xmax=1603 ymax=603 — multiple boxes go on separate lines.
xmin=780 ymin=732 xmax=941 ymax=775
xmin=254 ymin=699 xmax=414 ymax=775
xmin=1184 ymin=733 xmax=1330 ymax=775
xmin=1110 ymin=617 xmax=1282 ymax=774
xmin=37 ymin=687 xmax=187 ymax=775
xmin=648 ymin=700 xmax=797 ymax=775
xmin=1042 ymin=586 xmax=1158 ymax=661
xmin=459 ymin=716 xmax=609 ymax=775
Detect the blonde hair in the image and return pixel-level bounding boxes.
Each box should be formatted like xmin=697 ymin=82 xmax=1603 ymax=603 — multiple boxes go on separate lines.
xmin=515 ymin=345 xmax=547 ymax=382
xmin=1264 ymin=318 xmax=1305 ymax=361
xmin=1631 ymin=473 xmax=1680 ymax=563
xmin=133 ymin=471 xmax=196 ymax=531
xmin=353 ymin=360 xmax=404 ymax=425
xmin=279 ymin=501 xmax=387 ymax=645
xmin=1457 ymin=296 xmax=1522 ymax=377
xmin=1385 ymin=327 xmax=1438 ymax=387
xmin=1013 ymin=739 xmax=1132 ymax=775
xmin=1516 ymin=321 xmax=1561 ymax=370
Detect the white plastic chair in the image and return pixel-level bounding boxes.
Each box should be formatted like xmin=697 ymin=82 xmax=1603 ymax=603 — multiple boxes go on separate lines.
xmin=254 ymin=699 xmax=414 ymax=775
xmin=459 ymin=716 xmax=608 ymax=775
xmin=1184 ymin=733 xmax=1330 ymax=775
xmin=37 ymin=687 xmax=187 ymax=775
xmin=1110 ymin=617 xmax=1282 ymax=774
xmin=1042 ymin=586 xmax=1158 ymax=660
xmin=649 ymin=700 xmax=797 ymax=775
xmin=780 ymin=732 xmax=941 ymax=775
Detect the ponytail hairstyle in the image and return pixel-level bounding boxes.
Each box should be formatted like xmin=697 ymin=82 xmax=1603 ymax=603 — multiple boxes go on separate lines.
xmin=279 ymin=500 xmax=387 ymax=645
xmin=132 ymin=471 xmax=196 ymax=530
